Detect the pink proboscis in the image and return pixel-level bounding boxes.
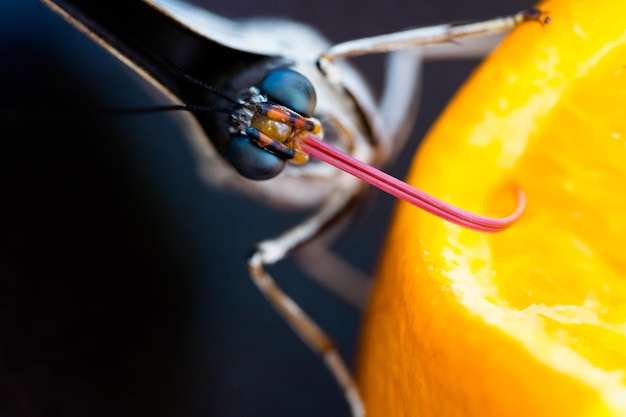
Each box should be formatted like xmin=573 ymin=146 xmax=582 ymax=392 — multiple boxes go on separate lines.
xmin=298 ymin=133 xmax=525 ymax=233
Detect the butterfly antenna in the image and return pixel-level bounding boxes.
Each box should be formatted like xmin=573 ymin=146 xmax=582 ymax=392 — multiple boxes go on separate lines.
xmin=106 ymin=104 xmax=236 ymax=116
xmin=149 ymin=54 xmax=243 ymax=105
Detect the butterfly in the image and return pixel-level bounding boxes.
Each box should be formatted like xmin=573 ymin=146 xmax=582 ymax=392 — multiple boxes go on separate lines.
xmin=38 ymin=0 xmax=547 ymax=415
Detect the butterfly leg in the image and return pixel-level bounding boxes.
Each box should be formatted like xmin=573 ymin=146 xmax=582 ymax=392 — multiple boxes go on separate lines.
xmin=329 ymin=9 xmax=548 ymax=165
xmin=247 ymin=186 xmax=366 ymax=417
xmin=375 ymin=34 xmax=499 ymax=160
xmin=295 ymin=240 xmax=372 ymax=311
xmin=319 ymin=8 xmax=547 ymax=64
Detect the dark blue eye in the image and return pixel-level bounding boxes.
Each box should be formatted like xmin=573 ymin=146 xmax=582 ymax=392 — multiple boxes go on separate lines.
xmin=260 ymin=69 xmax=316 ymax=117
xmin=226 ymin=135 xmax=286 ymax=180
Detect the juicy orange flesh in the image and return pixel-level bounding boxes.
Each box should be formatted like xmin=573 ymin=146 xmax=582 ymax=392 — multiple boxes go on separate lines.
xmin=357 ymin=0 xmax=626 ymax=415
xmin=488 ymin=20 xmax=626 ymax=376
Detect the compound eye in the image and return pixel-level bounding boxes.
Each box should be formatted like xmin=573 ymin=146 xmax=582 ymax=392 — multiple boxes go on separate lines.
xmin=260 ymin=69 xmax=316 ymax=117
xmin=226 ymin=135 xmax=286 ymax=180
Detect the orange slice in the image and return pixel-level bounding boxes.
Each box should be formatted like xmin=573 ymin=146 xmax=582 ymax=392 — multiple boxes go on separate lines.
xmin=356 ymin=0 xmax=626 ymax=416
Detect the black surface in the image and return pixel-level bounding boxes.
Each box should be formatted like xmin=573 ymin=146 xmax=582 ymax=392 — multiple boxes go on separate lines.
xmin=1 ymin=0 xmax=531 ymax=416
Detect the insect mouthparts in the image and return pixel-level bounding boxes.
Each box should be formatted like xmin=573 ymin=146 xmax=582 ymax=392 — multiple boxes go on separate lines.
xmin=228 ymin=69 xmax=524 ymax=232
xmin=296 ymin=133 xmax=525 ymax=233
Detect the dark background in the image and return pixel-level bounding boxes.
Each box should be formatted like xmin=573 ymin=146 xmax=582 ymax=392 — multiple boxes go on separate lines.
xmin=0 ymin=0 xmax=530 ymax=416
